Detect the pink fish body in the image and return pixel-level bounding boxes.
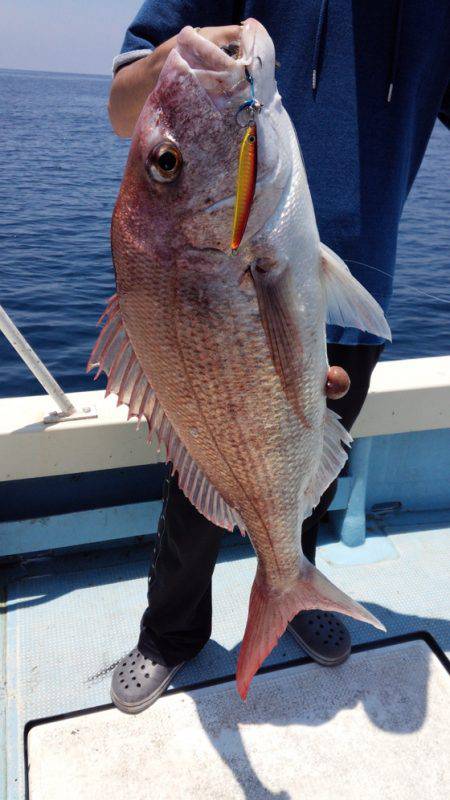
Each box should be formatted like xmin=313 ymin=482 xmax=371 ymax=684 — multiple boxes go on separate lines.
xmin=89 ymin=20 xmax=390 ymax=699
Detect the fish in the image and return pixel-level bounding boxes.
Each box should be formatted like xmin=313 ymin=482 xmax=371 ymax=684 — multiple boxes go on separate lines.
xmin=88 ymin=19 xmax=391 ymax=700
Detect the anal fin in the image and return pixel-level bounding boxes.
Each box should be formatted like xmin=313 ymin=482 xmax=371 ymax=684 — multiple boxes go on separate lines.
xmin=304 ymin=408 xmax=352 ymax=519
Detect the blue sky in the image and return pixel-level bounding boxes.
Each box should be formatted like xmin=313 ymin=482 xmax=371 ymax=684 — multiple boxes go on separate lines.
xmin=0 ymin=0 xmax=141 ymax=75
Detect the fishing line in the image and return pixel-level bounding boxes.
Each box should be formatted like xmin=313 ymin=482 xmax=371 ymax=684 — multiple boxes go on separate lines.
xmin=344 ymin=258 xmax=450 ymax=305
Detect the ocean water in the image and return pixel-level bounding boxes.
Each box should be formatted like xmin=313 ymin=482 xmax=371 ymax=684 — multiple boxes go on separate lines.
xmin=0 ymin=68 xmax=449 ymax=399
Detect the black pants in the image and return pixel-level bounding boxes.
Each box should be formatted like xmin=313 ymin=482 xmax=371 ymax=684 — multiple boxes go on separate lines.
xmin=138 ymin=343 xmax=383 ymax=667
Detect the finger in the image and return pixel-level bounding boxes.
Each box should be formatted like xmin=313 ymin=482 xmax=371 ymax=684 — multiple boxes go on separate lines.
xmin=325 ymin=366 xmax=350 ymax=399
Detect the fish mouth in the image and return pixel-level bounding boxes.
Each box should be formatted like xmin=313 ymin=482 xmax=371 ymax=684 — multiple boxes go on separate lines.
xmin=175 ymin=19 xmax=275 ymax=110
xmin=176 ymin=25 xmax=246 ymax=71
xmin=176 ymin=19 xmax=258 ymax=69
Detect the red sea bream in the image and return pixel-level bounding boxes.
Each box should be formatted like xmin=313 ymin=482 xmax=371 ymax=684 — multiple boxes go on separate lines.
xmin=89 ymin=20 xmax=390 ymax=699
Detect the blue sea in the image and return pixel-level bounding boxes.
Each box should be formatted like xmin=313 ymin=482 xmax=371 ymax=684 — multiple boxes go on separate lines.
xmin=0 ymin=68 xmax=449 ymax=399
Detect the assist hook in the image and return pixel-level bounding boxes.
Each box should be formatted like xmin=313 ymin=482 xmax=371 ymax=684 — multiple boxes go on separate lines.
xmin=235 ymin=66 xmax=264 ymax=127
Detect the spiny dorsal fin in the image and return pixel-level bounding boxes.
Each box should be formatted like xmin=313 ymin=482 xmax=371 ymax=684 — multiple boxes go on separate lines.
xmin=88 ymin=295 xmax=243 ymax=533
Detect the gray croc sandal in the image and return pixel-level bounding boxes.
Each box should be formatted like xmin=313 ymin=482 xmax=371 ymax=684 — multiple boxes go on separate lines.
xmin=111 ymin=648 xmax=185 ymax=714
xmin=287 ymin=611 xmax=351 ymax=666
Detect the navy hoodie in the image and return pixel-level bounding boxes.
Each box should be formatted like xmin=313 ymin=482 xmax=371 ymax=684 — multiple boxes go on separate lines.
xmin=114 ymin=1 xmax=450 ymax=344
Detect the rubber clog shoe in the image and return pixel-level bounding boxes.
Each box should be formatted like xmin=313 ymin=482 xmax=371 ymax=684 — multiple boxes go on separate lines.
xmin=288 ymin=611 xmax=351 ymax=665
xmin=111 ymin=648 xmax=185 ymax=714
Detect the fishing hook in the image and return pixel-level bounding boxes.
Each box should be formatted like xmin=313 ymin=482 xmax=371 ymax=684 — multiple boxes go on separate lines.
xmin=235 ymin=66 xmax=264 ymax=127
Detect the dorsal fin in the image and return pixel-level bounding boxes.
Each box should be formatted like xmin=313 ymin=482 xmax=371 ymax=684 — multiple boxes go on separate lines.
xmin=88 ymin=295 xmax=243 ymax=533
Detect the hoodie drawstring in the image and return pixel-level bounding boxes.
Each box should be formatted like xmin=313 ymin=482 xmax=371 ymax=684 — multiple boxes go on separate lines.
xmin=311 ymin=0 xmax=404 ymax=104
xmin=387 ymin=0 xmax=404 ymax=102
xmin=312 ymin=0 xmax=328 ymax=94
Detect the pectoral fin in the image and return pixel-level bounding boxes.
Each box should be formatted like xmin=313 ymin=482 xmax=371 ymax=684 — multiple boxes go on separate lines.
xmin=250 ymin=260 xmax=309 ymax=426
xmin=320 ymin=243 xmax=391 ymax=340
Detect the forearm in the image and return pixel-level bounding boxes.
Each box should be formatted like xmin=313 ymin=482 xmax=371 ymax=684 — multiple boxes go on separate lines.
xmin=109 ymin=36 xmax=177 ymax=138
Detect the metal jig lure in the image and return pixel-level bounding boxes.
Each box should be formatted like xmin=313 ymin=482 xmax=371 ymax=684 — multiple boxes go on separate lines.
xmin=230 ymin=68 xmax=263 ymax=253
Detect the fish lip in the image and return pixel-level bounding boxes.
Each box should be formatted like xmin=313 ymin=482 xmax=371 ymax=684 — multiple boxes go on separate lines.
xmin=186 ymin=245 xmax=225 ymax=257
xmin=201 ymin=161 xmax=292 ymax=252
xmin=203 ymin=174 xmax=272 ymax=215
xmin=203 ymin=194 xmax=235 ymax=214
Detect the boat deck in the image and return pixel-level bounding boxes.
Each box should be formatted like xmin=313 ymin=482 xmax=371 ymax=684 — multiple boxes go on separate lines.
xmin=26 ymin=640 xmax=450 ymax=800
xmin=1 ymin=509 xmax=449 ymax=800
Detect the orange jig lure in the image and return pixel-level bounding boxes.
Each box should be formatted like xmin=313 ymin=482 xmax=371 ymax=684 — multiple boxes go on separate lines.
xmin=230 ymin=122 xmax=257 ymax=252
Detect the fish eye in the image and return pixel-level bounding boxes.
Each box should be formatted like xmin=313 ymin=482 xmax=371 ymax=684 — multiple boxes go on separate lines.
xmin=147 ymin=141 xmax=183 ymax=183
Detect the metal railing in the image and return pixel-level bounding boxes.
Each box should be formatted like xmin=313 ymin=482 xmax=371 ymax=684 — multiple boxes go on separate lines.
xmin=0 ymin=304 xmax=96 ymax=423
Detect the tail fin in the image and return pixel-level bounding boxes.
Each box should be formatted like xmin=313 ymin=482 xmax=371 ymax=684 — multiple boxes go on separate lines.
xmin=236 ymin=563 xmax=385 ymax=700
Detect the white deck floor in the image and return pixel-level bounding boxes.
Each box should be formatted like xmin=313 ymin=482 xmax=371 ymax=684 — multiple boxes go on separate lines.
xmin=27 ymin=640 xmax=449 ymax=800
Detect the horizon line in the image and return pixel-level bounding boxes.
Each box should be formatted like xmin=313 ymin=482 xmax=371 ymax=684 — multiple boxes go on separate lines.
xmin=0 ymin=65 xmax=111 ymax=79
